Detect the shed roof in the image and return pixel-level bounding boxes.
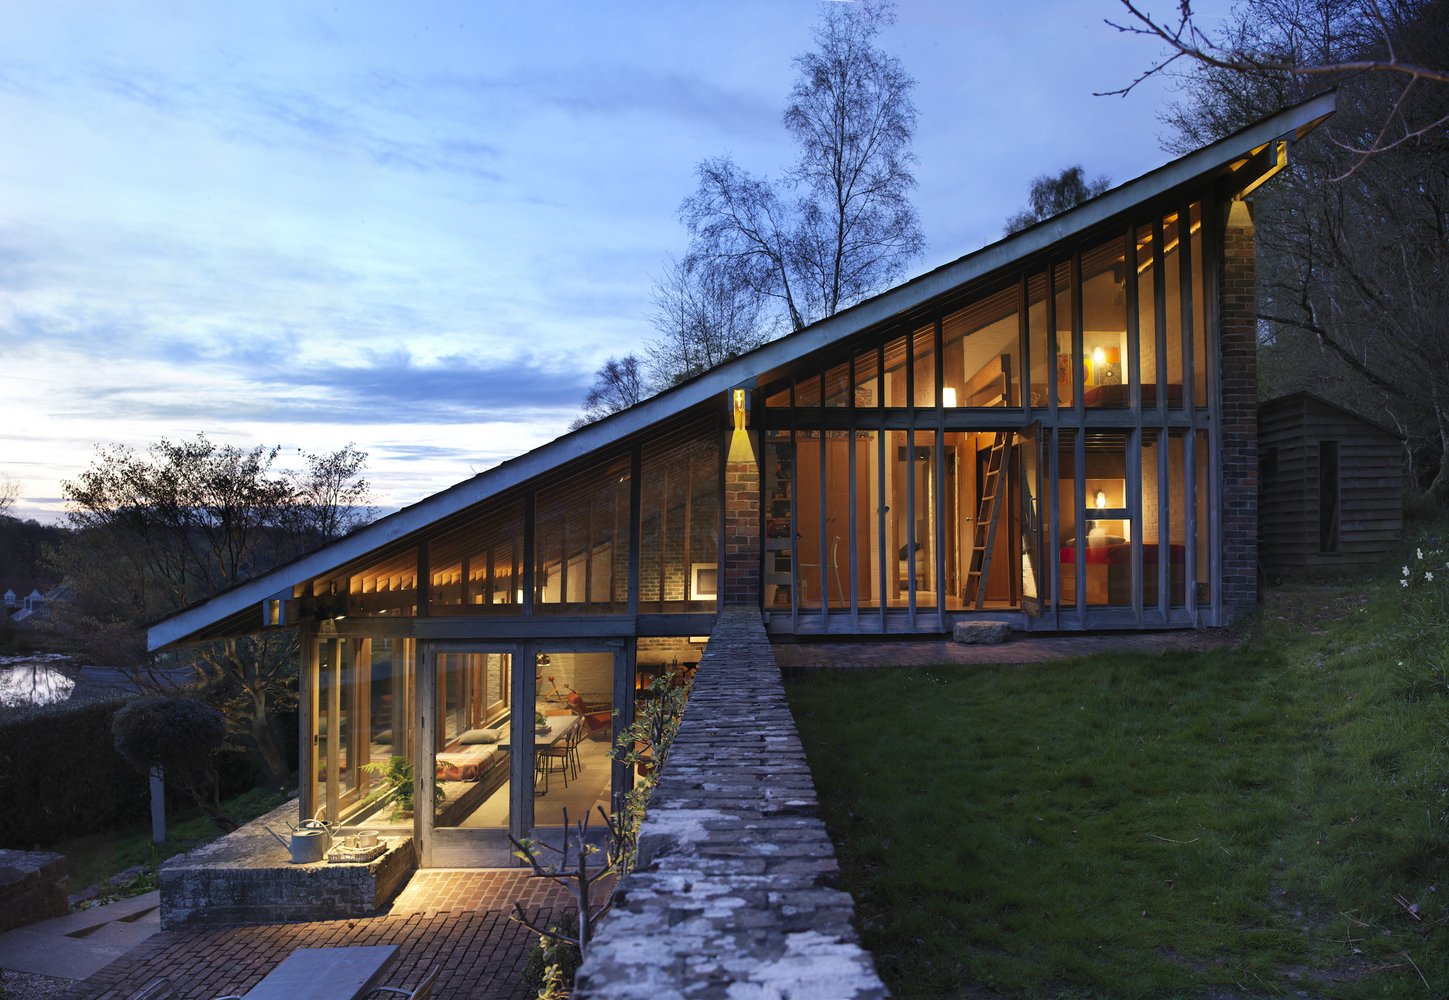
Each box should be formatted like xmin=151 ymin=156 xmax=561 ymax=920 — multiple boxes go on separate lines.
xmin=1259 ymin=390 xmax=1402 ymax=439
xmin=148 ymin=91 xmax=1336 ymax=652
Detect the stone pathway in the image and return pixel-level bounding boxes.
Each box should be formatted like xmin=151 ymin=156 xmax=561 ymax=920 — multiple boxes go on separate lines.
xmin=772 ymin=628 xmax=1237 ymax=670
xmin=58 ymin=870 xmax=572 ymax=1000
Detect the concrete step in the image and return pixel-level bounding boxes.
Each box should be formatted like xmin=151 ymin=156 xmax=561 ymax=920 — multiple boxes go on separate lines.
xmin=0 ymin=891 xmax=163 ymax=981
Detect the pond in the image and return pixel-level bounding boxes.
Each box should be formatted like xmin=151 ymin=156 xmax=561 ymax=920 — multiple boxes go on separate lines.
xmin=0 ymin=654 xmax=78 ymax=707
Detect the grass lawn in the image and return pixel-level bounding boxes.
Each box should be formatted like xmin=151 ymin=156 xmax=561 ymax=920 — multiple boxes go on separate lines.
xmin=787 ymin=526 xmax=1449 ymax=998
xmin=55 ymin=785 xmax=288 ymax=903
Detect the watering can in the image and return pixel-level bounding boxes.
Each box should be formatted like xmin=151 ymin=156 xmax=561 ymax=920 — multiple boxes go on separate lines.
xmin=265 ymin=817 xmax=335 ymax=864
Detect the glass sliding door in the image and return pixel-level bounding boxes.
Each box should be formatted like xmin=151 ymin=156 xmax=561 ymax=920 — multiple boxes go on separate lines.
xmin=534 ymin=649 xmax=618 ymax=830
xmin=425 ymin=646 xmax=513 ymax=867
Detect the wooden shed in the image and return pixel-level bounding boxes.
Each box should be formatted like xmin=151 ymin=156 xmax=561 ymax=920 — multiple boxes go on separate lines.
xmin=1258 ymin=391 xmax=1403 ymax=575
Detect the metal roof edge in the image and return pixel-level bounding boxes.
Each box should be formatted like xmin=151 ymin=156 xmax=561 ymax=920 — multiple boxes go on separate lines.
xmin=148 ymin=92 xmax=1336 ymax=652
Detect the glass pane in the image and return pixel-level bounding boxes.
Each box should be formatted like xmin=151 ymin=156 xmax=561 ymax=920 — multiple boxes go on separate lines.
xmin=884 ymin=430 xmax=909 ymax=607
xmin=795 ymin=432 xmax=823 ymax=611
xmin=824 ymin=432 xmax=851 ymax=610
xmin=1057 ymin=430 xmax=1077 ymax=606
xmin=1168 ymin=431 xmax=1188 ymax=606
xmin=428 ymin=503 xmax=523 ymax=615
xmin=1082 ymin=234 xmax=1128 ymax=408
xmin=1136 ymin=223 xmax=1158 ymax=403
xmin=535 ymin=458 xmax=630 ymax=613
xmin=942 ymin=285 xmax=1019 ymax=408
xmin=1163 ymin=211 xmax=1184 ymax=405
xmin=1195 ymin=430 xmax=1211 ymax=605
xmin=1027 ymin=273 xmax=1049 ymax=409
xmin=853 ymin=349 xmax=880 ymax=409
xmin=1020 ymin=425 xmax=1047 ymax=612
xmin=766 ymin=382 xmax=791 ymax=407
xmin=336 ymin=549 xmax=417 ymax=617
xmin=853 ymin=430 xmax=880 ymax=611
xmin=824 ymin=361 xmax=851 ymax=408
xmin=883 ymin=336 xmax=908 ymax=406
xmin=1062 ymin=432 xmax=1130 ymax=606
xmin=640 ymin=417 xmax=718 ymax=611
xmin=1054 ymin=263 xmax=1073 ymax=408
xmin=764 ymin=431 xmax=795 ymax=611
xmin=433 ymin=652 xmax=510 ymax=831
xmin=912 ymin=323 xmax=937 ymax=408
xmin=1190 ymin=202 xmax=1207 ymax=406
xmin=946 ymin=430 xmax=1017 ymax=611
xmin=1141 ymin=430 xmax=1162 ymax=611
xmin=795 ymin=374 xmax=822 ymax=409
xmin=534 ymin=651 xmax=614 ymax=828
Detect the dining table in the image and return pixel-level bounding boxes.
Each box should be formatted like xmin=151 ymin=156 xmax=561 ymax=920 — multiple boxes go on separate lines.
xmin=214 ymin=945 xmax=398 ymax=1000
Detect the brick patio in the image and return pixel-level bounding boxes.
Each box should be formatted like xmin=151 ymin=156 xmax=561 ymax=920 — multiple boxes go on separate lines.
xmin=61 ymin=870 xmax=578 ymax=1000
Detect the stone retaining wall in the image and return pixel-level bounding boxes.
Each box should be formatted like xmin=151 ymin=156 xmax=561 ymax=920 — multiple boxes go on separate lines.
xmin=0 ymin=849 xmax=68 ymax=932
xmin=575 ymin=607 xmax=886 ymax=998
xmin=159 ymin=800 xmax=415 ymax=928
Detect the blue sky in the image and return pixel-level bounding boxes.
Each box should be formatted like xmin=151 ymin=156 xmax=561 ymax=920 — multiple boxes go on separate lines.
xmin=0 ymin=1 xmax=1225 ymax=523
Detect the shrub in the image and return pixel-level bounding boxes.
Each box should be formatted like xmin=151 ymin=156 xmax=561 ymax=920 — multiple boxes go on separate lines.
xmin=0 ymin=697 xmax=146 ymax=847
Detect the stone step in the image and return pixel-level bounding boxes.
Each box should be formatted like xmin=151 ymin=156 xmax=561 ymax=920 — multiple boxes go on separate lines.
xmin=953 ymin=620 xmax=1012 ymax=644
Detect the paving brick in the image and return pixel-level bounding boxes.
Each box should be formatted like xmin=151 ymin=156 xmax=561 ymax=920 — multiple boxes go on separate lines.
xmin=59 ymin=871 xmax=573 ymax=1000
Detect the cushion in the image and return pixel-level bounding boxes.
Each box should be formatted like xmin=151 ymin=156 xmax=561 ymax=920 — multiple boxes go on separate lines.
xmin=374 ymin=729 xmax=392 ymax=745
xmin=458 ymin=727 xmax=502 ymax=745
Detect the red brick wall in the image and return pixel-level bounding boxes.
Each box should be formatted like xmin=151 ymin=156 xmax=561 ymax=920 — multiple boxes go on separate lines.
xmin=1219 ymin=200 xmax=1259 ymax=621
xmin=723 ymin=431 xmax=762 ymax=607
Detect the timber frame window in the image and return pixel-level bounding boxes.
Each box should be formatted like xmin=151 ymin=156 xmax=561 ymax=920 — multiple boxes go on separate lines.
xmin=761 ymin=191 xmax=1221 ymax=632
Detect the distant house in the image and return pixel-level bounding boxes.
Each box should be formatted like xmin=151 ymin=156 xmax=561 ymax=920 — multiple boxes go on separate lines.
xmin=1258 ymin=391 xmax=1404 ymax=577
xmin=2 ymin=588 xmax=15 ymax=610
xmin=145 ymin=95 xmax=1335 ymax=868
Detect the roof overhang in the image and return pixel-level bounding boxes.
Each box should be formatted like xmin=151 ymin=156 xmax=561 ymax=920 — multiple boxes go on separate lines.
xmin=148 ymin=91 xmax=1335 ymax=652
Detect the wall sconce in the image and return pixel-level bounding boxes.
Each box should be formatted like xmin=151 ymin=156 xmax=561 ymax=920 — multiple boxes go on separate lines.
xmin=1095 ymin=489 xmax=1108 ymax=510
xmin=732 ymin=387 xmax=747 ymax=431
xmin=942 ymin=387 xmax=957 ymax=408
xmin=1092 ymin=347 xmax=1106 ymax=368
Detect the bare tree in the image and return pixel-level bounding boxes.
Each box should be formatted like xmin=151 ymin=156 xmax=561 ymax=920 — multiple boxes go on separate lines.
xmin=1104 ymin=0 xmax=1449 ymax=169
xmin=1004 ymin=165 xmax=1112 ymax=234
xmin=48 ymin=435 xmax=374 ymax=783
xmin=646 ymin=255 xmax=773 ymax=389
xmin=0 ymin=472 xmax=19 ymax=518
xmin=571 ymin=355 xmax=647 ymax=430
xmin=1148 ymin=0 xmax=1449 ymax=501
xmin=681 ymin=0 xmax=924 ymax=333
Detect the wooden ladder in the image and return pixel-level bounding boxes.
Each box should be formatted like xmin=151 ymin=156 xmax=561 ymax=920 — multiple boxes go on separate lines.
xmin=964 ymin=430 xmax=1014 ymax=609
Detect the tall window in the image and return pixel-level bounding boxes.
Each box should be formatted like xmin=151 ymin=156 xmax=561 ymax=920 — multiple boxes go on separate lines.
xmin=535 ymin=457 xmax=631 ymax=612
xmin=639 ymin=422 xmax=721 ymax=612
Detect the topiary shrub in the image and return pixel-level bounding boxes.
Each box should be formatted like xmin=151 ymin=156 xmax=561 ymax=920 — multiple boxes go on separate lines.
xmin=112 ymin=697 xmax=236 ymax=832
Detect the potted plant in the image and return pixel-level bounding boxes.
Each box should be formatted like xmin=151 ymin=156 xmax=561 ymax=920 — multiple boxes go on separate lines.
xmin=535 ymin=709 xmax=550 ymax=733
xmin=362 ymin=756 xmax=447 ymax=820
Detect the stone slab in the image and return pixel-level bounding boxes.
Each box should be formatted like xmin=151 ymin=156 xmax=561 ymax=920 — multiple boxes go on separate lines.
xmin=953 ymin=619 xmax=1012 ymax=644
xmin=0 ymin=849 xmax=68 ymax=932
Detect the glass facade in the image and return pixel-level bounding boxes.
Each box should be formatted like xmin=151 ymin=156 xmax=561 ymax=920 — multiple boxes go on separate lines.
xmin=760 ymin=190 xmax=1216 ymax=630
xmin=283 ymin=179 xmax=1232 ymax=867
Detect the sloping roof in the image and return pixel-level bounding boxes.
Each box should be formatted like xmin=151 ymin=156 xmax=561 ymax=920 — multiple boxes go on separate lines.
xmin=1259 ymin=390 xmax=1402 ymax=439
xmin=148 ymin=91 xmax=1336 ymax=652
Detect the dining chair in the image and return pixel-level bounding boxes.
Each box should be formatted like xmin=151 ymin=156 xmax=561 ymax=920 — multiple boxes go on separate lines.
xmin=365 ymin=965 xmax=441 ymax=1000
xmin=536 ymin=734 xmax=571 ymax=792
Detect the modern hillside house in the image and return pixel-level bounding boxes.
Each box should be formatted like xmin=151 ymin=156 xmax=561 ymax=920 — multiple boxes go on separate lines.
xmin=149 ymin=94 xmax=1335 ymax=867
